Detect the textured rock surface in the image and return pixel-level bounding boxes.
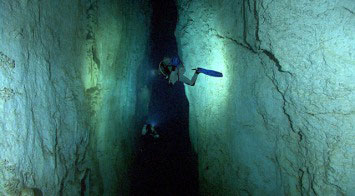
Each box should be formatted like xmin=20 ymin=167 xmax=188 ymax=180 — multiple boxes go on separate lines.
xmin=0 ymin=0 xmax=150 ymax=195
xmin=84 ymin=1 xmax=151 ymax=194
xmin=176 ymin=0 xmax=355 ymax=195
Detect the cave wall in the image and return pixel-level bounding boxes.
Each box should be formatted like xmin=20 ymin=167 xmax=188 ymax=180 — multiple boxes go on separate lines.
xmin=84 ymin=1 xmax=151 ymax=195
xmin=176 ymin=0 xmax=355 ymax=195
xmin=0 ymin=0 xmax=150 ymax=195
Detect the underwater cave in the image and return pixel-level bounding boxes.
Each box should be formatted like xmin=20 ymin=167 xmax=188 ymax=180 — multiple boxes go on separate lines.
xmin=0 ymin=0 xmax=354 ymax=195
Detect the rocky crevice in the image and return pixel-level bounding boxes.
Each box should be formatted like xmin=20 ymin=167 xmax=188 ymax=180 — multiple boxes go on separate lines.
xmin=0 ymin=0 xmax=151 ymax=194
xmin=176 ymin=0 xmax=354 ymax=195
xmin=216 ymin=12 xmax=298 ymax=143
xmin=242 ymin=0 xmax=300 ymax=143
xmin=261 ymin=50 xmax=292 ymax=75
xmin=214 ymin=32 xmax=256 ymax=53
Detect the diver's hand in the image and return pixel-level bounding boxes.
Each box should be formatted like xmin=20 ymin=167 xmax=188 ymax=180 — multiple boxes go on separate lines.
xmin=192 ymin=68 xmax=201 ymax=74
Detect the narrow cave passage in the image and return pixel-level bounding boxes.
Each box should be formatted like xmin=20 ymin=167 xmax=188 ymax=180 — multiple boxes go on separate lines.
xmin=130 ymin=0 xmax=199 ymax=195
xmin=1 ymin=0 xmax=352 ymax=195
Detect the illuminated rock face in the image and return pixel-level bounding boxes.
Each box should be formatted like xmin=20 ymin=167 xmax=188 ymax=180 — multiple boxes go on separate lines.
xmin=176 ymin=0 xmax=355 ymax=195
xmin=0 ymin=0 xmax=150 ymax=195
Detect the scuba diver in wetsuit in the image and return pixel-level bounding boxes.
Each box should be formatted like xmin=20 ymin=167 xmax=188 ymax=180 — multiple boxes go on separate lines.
xmin=159 ymin=56 xmax=223 ymax=86
xmin=142 ymin=124 xmax=159 ymax=139
xmin=159 ymin=56 xmax=200 ymax=86
xmin=140 ymin=124 xmax=159 ymax=153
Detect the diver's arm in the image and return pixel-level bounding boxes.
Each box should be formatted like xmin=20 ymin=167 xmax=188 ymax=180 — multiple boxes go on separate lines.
xmin=180 ymin=72 xmax=199 ymax=86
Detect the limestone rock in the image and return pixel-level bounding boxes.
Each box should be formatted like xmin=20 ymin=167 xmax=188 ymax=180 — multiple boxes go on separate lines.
xmin=0 ymin=0 xmax=150 ymax=195
xmin=176 ymin=0 xmax=355 ymax=195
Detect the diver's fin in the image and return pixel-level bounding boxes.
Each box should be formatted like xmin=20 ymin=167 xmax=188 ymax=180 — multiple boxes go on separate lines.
xmin=193 ymin=68 xmax=223 ymax=77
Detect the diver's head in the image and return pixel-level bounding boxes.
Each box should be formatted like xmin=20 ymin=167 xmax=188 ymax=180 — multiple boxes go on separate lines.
xmin=159 ymin=61 xmax=172 ymax=79
xmin=146 ymin=124 xmax=156 ymax=135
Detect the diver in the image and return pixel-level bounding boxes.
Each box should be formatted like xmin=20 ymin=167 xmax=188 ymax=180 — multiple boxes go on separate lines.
xmin=140 ymin=124 xmax=159 ymax=153
xmin=158 ymin=56 xmax=223 ymax=86
xmin=159 ymin=56 xmax=199 ymax=86
xmin=141 ymin=124 xmax=159 ymax=139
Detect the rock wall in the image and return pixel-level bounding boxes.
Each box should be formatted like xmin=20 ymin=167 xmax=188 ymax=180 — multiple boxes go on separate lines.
xmin=85 ymin=0 xmax=151 ymax=195
xmin=0 ymin=0 xmax=150 ymax=195
xmin=176 ymin=0 xmax=355 ymax=195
